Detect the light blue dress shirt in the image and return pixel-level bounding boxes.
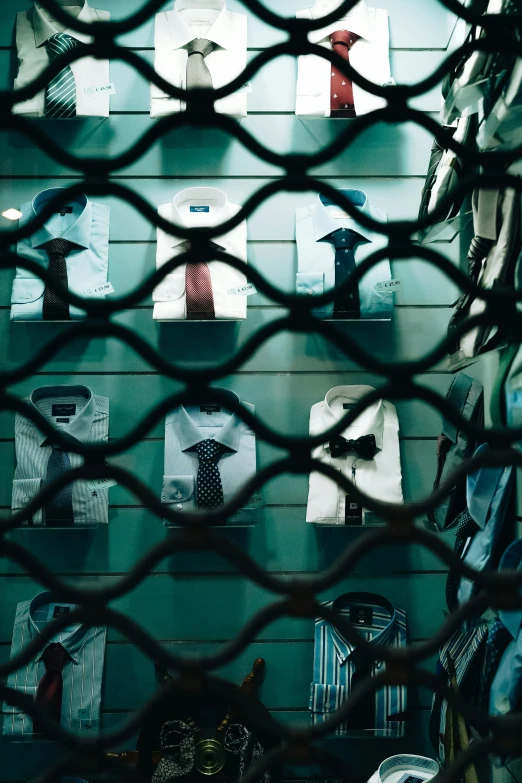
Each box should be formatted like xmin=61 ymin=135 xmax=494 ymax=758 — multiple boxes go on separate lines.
xmin=10 ymin=188 xmax=110 ymax=320
xmin=310 ymin=592 xmax=407 ymax=737
xmin=162 ymin=389 xmax=258 ymax=525
xmin=3 ymin=591 xmax=106 ymax=737
xmin=295 ymin=190 xmax=393 ymax=320
xmin=458 ymin=443 xmax=515 ymax=605
xmin=489 ymin=539 xmax=522 ymax=717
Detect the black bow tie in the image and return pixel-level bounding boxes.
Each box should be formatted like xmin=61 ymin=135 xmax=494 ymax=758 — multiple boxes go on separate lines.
xmin=329 ymin=434 xmax=377 ymax=460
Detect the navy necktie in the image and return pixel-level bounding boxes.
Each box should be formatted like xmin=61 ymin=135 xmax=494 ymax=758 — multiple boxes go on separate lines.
xmin=195 ymin=439 xmax=228 ymax=510
xmin=346 ymin=647 xmax=375 ymax=729
xmin=328 ymin=228 xmax=361 ymax=318
xmin=478 ymin=618 xmax=512 ymax=711
xmin=42 ymin=237 xmax=75 ymax=320
xmin=446 ymin=509 xmax=478 ymax=611
xmin=44 ymin=446 xmax=74 ymax=526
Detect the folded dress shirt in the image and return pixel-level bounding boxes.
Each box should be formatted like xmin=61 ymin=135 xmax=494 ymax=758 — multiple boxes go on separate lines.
xmin=295 ymin=0 xmax=391 ymax=118
xmin=162 ymin=389 xmax=258 ymax=525
xmin=307 ymin=385 xmax=403 ymax=524
xmin=12 ymin=385 xmax=110 ymax=526
xmin=10 ymin=188 xmax=110 ymax=321
xmin=367 ymin=755 xmax=439 ymax=783
xmin=311 ymin=592 xmax=407 ymax=736
xmin=3 ymin=591 xmax=106 ymax=736
xmin=13 ymin=0 xmax=111 ymax=118
xmin=151 ymin=0 xmax=248 ymax=118
xmin=153 ymin=187 xmax=248 ymax=320
xmin=296 ymin=190 xmax=394 ymax=320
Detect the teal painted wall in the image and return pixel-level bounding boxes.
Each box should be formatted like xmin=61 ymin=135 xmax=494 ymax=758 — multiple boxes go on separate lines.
xmin=0 ymin=1 xmax=465 ymax=779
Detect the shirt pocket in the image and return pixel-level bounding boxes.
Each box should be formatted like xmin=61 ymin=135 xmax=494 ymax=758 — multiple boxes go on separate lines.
xmin=153 ymin=274 xmax=185 ymax=303
xmin=162 ymin=475 xmax=195 ymax=514
xmin=309 ymin=682 xmax=347 ymax=721
xmin=11 ymin=278 xmax=45 ymax=306
xmin=296 ymin=272 xmax=328 ymax=316
xmin=12 ymin=478 xmax=44 ymax=525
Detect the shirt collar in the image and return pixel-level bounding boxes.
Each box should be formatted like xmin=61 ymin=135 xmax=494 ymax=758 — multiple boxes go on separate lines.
xmin=170 ymin=186 xmax=231 ymax=252
xmin=499 ymin=539 xmax=522 ymax=638
xmin=322 ymin=385 xmax=384 ymax=451
xmin=167 ymin=1 xmax=234 ymax=50
xmin=30 ymin=188 xmax=92 ymax=250
xmin=29 ymin=384 xmax=96 ymax=447
xmin=178 ymin=389 xmax=242 ymax=452
xmin=466 ymin=443 xmax=514 ymax=530
xmin=327 ymin=592 xmax=397 ymax=665
xmin=28 ymin=591 xmax=87 ymax=664
xmin=376 ymin=755 xmax=440 ymax=783
xmin=32 ymin=0 xmax=96 ymax=47
xmin=308 ymin=0 xmax=371 ymax=44
xmin=313 ymin=190 xmax=374 ymax=243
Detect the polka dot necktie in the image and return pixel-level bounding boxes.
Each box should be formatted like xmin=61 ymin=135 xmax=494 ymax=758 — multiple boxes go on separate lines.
xmin=184 ymin=240 xmax=222 ymax=321
xmin=329 ymin=29 xmax=360 ymax=118
xmin=445 ymin=509 xmax=478 ymax=612
xmin=45 ymin=33 xmax=84 ymax=119
xmin=42 ymin=237 xmax=76 ymax=320
xmin=33 ymin=643 xmax=68 ymax=734
xmin=328 ymin=227 xmax=361 ymax=318
xmin=478 ymin=618 xmax=513 ymax=712
xmin=195 ymin=439 xmax=228 ymax=509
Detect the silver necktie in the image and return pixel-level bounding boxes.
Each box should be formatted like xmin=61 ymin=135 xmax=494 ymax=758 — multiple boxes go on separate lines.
xmin=186 ymin=38 xmax=216 ymax=94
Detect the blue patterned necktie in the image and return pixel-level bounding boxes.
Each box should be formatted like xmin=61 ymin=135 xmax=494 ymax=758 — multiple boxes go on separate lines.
xmin=44 ymin=446 xmax=74 ymax=526
xmin=45 ymin=33 xmax=84 ymax=119
xmin=446 ymin=509 xmax=478 ymax=612
xmin=328 ymin=228 xmax=361 ymax=318
xmin=478 ymin=617 xmax=512 ymax=711
xmin=195 ymin=439 xmax=227 ymax=510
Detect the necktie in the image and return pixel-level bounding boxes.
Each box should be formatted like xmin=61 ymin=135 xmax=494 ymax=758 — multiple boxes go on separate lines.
xmin=329 ymin=434 xmax=377 ymax=460
xmin=45 ymin=33 xmax=83 ymax=119
xmin=328 ymin=228 xmax=361 ymax=318
xmin=330 ymin=29 xmax=360 ymax=118
xmin=33 ymin=643 xmax=68 ymax=734
xmin=44 ymin=446 xmax=74 ymax=526
xmin=346 ymin=648 xmax=375 ymax=729
xmin=446 ymin=509 xmax=478 ymax=611
xmin=195 ymin=439 xmax=228 ymax=509
xmin=478 ymin=618 xmax=513 ymax=712
xmin=185 ymin=260 xmax=216 ymax=320
xmin=186 ymin=38 xmax=216 ymax=96
xmin=42 ymin=237 xmax=75 ymax=320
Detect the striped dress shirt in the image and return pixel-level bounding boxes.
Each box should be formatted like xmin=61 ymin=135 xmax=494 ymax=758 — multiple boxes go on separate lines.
xmin=3 ymin=591 xmax=106 ymax=736
xmin=12 ymin=385 xmax=110 ymax=526
xmin=310 ymin=592 xmax=408 ymax=736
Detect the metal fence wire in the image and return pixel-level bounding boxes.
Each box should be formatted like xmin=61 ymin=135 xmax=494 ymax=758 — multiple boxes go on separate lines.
xmin=1 ymin=0 xmax=522 ymax=781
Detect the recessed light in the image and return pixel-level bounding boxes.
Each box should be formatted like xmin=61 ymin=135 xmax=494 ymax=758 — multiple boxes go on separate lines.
xmin=2 ymin=208 xmax=22 ymax=221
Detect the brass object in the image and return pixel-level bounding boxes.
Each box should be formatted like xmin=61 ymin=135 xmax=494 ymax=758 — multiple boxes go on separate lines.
xmin=195 ymin=738 xmax=227 ymax=776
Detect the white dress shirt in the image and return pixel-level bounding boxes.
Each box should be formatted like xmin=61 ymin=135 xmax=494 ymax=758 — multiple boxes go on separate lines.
xmin=151 ymin=0 xmax=248 ymax=118
xmin=307 ymin=386 xmax=403 ymax=524
xmin=153 ymin=187 xmax=248 ymax=320
xmin=295 ymin=0 xmax=391 ymax=118
xmin=296 ymin=190 xmax=393 ymax=319
xmin=13 ymin=0 xmax=111 ymax=118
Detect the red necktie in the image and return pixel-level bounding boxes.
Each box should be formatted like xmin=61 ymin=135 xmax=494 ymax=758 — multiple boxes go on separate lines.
xmin=330 ymin=29 xmax=360 ymax=118
xmin=185 ymin=260 xmax=216 ymax=320
xmin=33 ymin=643 xmax=67 ymax=734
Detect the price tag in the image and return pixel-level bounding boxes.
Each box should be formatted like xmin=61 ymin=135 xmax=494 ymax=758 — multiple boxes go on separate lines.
xmin=382 ymin=78 xmax=396 ymax=87
xmin=85 ymin=83 xmax=116 ymax=97
xmin=238 ymin=81 xmax=253 ymax=94
xmin=228 ymin=283 xmax=257 ymax=296
xmin=375 ymin=279 xmax=401 ymax=293
xmin=82 ymin=281 xmax=115 ymax=297
xmin=87 ymin=478 xmax=117 ymax=491
xmin=247 ymin=493 xmax=263 ymax=509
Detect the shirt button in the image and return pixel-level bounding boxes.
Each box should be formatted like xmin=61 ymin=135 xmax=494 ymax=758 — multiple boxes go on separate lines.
xmin=23 ymin=293 xmax=31 ymax=300
xmin=308 ymin=290 xmax=314 ymax=295
xmin=23 ymin=496 xmax=29 ymax=503
xmin=176 ymin=504 xmax=182 ymax=510
xmin=176 ymin=491 xmax=182 ymax=498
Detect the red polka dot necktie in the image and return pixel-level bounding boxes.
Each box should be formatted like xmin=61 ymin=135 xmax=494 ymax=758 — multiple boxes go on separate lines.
xmin=33 ymin=643 xmax=68 ymax=734
xmin=184 ymin=240 xmax=218 ymax=320
xmin=329 ymin=29 xmax=360 ymax=118
xmin=195 ymin=439 xmax=228 ymax=510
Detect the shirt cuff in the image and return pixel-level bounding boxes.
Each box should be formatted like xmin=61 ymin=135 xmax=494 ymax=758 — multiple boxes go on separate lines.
xmin=12 ymin=478 xmax=44 ymax=525
xmin=296 ymin=272 xmax=329 ymax=315
xmin=162 ymin=475 xmax=195 ymax=517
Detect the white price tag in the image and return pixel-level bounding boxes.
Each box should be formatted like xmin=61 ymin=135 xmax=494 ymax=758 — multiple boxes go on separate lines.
xmin=238 ymin=81 xmax=253 ymax=94
xmin=85 ymin=83 xmax=116 ymax=97
xmin=82 ymin=281 xmax=115 ymax=297
xmin=375 ymin=279 xmax=402 ymax=293
xmin=227 ymin=283 xmax=257 ymax=296
xmin=247 ymin=493 xmax=263 ymax=509
xmin=382 ymin=78 xmax=396 ymax=87
xmin=87 ymin=478 xmax=117 ymax=491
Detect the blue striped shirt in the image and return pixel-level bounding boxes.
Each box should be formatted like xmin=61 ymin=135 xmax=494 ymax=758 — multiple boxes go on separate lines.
xmin=310 ymin=593 xmax=407 ymax=737
xmin=2 ymin=591 xmax=106 ymax=737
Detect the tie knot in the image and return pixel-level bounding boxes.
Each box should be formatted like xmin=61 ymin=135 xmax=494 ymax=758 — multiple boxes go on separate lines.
xmin=196 ymin=439 xmax=226 ymax=463
xmin=42 ymin=643 xmax=67 ymax=671
xmin=43 ymin=238 xmax=76 ymax=257
xmin=330 ymin=29 xmax=359 ymax=50
xmin=187 ymin=38 xmax=216 ymax=59
xmin=329 ymin=228 xmax=360 ymax=250
xmin=46 ymin=32 xmax=83 ymax=61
